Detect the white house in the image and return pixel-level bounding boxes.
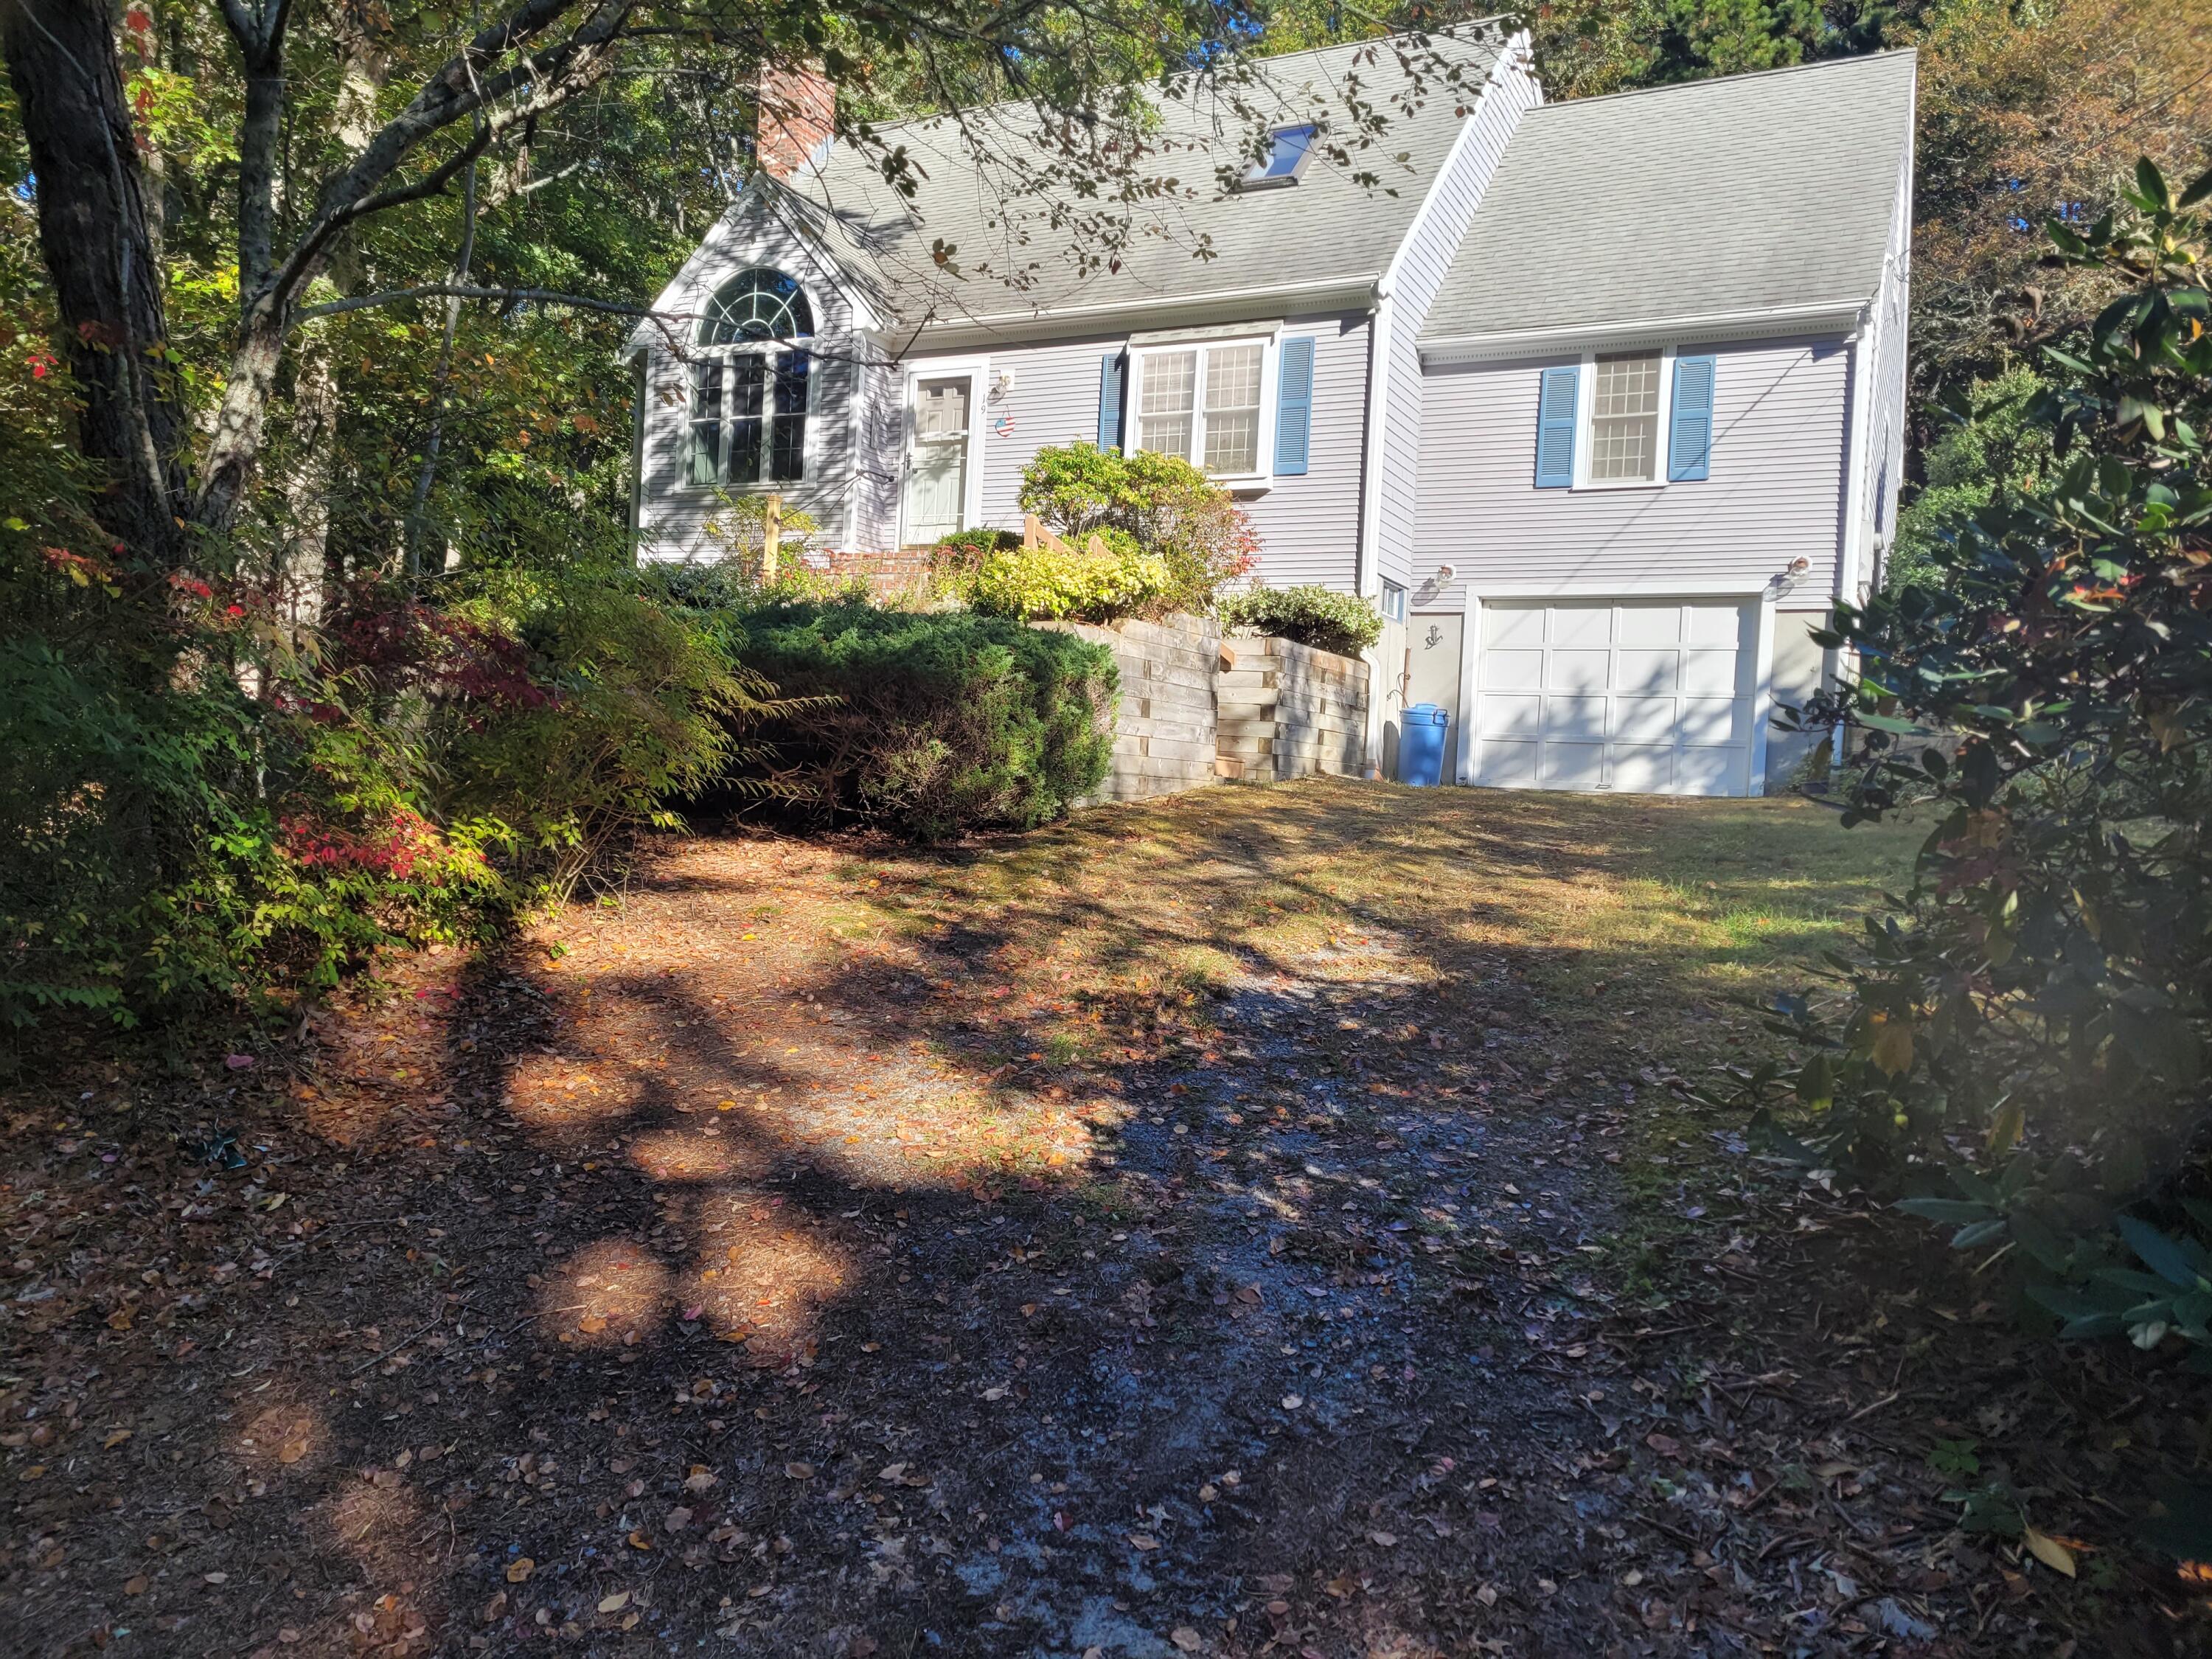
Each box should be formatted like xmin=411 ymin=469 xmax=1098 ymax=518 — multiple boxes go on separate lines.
xmin=627 ymin=29 xmax=1916 ymax=796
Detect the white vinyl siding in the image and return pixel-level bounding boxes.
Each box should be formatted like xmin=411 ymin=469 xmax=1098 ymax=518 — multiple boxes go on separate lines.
xmin=1372 ymin=49 xmax=1542 ymax=591
xmin=1415 ymin=335 xmax=1852 ymax=611
xmin=910 ymin=315 xmax=1370 ymax=591
xmin=633 ymin=201 xmax=860 ymax=563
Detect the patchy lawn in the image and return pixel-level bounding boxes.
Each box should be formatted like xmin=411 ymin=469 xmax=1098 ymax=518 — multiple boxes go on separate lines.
xmin=1 ymin=780 xmax=2197 ymax=1657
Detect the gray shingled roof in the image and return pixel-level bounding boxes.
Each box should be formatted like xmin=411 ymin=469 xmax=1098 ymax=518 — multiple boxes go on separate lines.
xmin=787 ymin=28 xmax=1517 ymax=331
xmin=1419 ymin=50 xmax=1916 ymax=347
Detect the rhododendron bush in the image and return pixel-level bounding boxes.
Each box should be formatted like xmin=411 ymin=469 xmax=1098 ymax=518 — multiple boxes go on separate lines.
xmin=1715 ymin=162 xmax=2212 ymax=1357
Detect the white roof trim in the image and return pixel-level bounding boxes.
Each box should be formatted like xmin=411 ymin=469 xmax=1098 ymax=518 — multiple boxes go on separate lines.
xmin=1419 ymin=300 xmax=1866 ymax=364
xmin=1377 ymin=32 xmax=1531 ymax=303
xmin=910 ymin=275 xmax=1382 ymax=349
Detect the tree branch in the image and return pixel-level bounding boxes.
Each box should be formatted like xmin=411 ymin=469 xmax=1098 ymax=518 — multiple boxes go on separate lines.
xmin=288 ymin=285 xmax=916 ymax=368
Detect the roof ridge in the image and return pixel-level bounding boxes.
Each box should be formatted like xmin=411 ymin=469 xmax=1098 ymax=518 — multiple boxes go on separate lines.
xmin=839 ymin=21 xmax=1514 ymax=145
xmin=1520 ymin=46 xmax=1916 ymax=117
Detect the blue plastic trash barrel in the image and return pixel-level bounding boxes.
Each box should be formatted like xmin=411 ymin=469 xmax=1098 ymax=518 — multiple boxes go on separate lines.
xmin=1399 ymin=703 xmax=1450 ymax=787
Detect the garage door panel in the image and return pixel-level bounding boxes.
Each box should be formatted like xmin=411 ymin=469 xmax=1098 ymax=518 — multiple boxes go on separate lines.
xmin=1549 ymin=650 xmax=1612 ymax=693
xmin=1546 ymin=695 xmax=1608 ymax=741
xmin=1479 ymin=693 xmax=1543 ymax=740
xmin=1615 ymin=650 xmax=1680 ymax=695
xmin=1486 ymin=607 xmax=1545 ymax=648
xmin=1472 ymin=597 xmax=1759 ymax=799
xmin=1687 ymin=605 xmax=1743 ymax=647
xmin=1678 ymin=696 xmax=1744 ymax=745
xmin=1610 ymin=745 xmax=1675 ymax=793
xmin=1681 ymin=650 xmax=1742 ymax=698
xmin=1677 ymin=745 xmax=1746 ymax=796
xmin=1617 ymin=606 xmax=1683 ymax=647
xmin=1613 ymin=696 xmax=1682 ymax=744
xmin=1484 ymin=649 xmax=1545 ymax=692
xmin=1552 ymin=606 xmax=1613 ymax=648
xmin=1540 ymin=742 xmax=1606 ymax=789
xmin=1476 ymin=740 xmax=1537 ymax=786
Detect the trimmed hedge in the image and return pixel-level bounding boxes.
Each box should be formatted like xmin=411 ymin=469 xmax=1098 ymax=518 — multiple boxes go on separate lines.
xmin=1219 ymin=585 xmax=1383 ymax=658
xmin=735 ymin=601 xmax=1118 ymax=841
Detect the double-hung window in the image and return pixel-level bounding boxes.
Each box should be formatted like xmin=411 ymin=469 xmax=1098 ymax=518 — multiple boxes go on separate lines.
xmin=1587 ymin=350 xmax=1663 ymax=484
xmin=687 ymin=267 xmax=813 ymax=488
xmin=1131 ymin=336 xmax=1271 ymax=481
xmin=1535 ymin=344 xmax=1718 ymax=490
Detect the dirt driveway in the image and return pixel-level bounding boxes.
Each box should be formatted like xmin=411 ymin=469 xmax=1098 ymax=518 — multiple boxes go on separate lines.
xmin=1 ymin=782 xmax=2191 ymax=1656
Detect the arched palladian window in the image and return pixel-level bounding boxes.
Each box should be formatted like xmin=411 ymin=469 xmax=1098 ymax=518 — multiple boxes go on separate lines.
xmin=688 ymin=268 xmax=814 ymax=487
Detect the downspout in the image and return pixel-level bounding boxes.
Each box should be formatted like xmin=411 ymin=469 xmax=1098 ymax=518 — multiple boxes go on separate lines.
xmin=1832 ymin=310 xmax=1877 ymax=765
xmin=1354 ymin=286 xmax=1394 ymax=603
xmin=627 ymin=347 xmax=647 ymax=554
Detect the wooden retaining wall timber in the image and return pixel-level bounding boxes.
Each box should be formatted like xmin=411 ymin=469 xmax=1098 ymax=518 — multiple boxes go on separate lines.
xmin=1216 ymin=635 xmax=1370 ymax=783
xmin=1036 ymin=615 xmax=1373 ymax=804
xmin=1040 ymin=613 xmax=1225 ymax=804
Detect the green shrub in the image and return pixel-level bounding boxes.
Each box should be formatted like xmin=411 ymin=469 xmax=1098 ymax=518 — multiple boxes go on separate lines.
xmin=1219 ymin=585 xmax=1383 ymax=658
xmin=1886 ymin=365 xmax=2053 ymax=594
xmin=1018 ymin=443 xmax=1260 ymax=614
xmin=425 ymin=568 xmax=764 ymax=899
xmin=1714 ymin=161 xmax=2212 ymax=1359
xmin=964 ymin=532 xmax=1171 ymax=622
xmin=733 ymin=600 xmax=1117 ymax=840
xmin=695 ymin=490 xmax=822 ymax=566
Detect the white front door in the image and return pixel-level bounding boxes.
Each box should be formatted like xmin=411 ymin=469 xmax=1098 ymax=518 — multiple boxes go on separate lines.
xmin=1473 ymin=598 xmax=1757 ymax=796
xmin=903 ymin=376 xmax=972 ymax=545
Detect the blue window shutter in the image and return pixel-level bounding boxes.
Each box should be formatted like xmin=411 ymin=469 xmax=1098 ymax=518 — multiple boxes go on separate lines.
xmin=1098 ymin=352 xmax=1124 ymax=451
xmin=1273 ymin=335 xmax=1315 ymax=476
xmin=1668 ymin=354 xmax=1716 ymax=481
xmin=1534 ymin=365 xmax=1578 ymax=487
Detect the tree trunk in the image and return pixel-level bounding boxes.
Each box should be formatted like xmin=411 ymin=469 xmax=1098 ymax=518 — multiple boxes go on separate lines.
xmin=404 ymin=154 xmax=481 ymax=579
xmin=2 ymin=0 xmax=190 ymax=564
xmin=280 ymin=322 xmax=341 ymax=623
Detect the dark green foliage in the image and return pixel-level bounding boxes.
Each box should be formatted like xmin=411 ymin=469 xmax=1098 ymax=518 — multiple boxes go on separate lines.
xmin=1219 ymin=585 xmax=1384 ymax=658
xmin=733 ymin=601 xmax=1117 ymax=840
xmin=1885 ymin=365 xmax=2053 ymax=593
xmin=1721 ymin=161 xmax=2212 ymax=1354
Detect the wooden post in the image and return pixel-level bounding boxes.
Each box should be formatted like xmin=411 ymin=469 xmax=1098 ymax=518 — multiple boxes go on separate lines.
xmin=762 ymin=493 xmax=782 ymax=580
xmin=1022 ymin=512 xmax=1042 ymax=552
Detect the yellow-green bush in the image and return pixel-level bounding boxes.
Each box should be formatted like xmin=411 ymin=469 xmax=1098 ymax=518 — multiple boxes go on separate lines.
xmin=963 ymin=532 xmax=1171 ymax=622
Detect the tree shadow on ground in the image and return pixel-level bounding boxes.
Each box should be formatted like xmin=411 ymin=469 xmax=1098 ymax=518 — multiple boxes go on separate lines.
xmin=5 ymin=781 xmax=2190 ymax=1658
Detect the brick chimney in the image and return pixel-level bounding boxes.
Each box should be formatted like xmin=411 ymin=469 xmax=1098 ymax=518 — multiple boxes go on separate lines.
xmin=756 ymin=60 xmax=835 ymax=181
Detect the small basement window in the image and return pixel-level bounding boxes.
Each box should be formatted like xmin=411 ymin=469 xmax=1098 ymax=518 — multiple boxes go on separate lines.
xmin=1380 ymin=581 xmax=1407 ymax=623
xmin=1240 ymin=124 xmax=1317 ymax=189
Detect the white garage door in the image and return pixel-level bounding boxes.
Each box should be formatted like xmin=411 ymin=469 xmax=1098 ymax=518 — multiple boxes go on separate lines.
xmin=1473 ymin=598 xmax=1757 ymax=796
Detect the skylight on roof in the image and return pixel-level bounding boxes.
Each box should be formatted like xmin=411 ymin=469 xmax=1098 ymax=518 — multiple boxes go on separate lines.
xmin=1240 ymin=124 xmax=1316 ymax=189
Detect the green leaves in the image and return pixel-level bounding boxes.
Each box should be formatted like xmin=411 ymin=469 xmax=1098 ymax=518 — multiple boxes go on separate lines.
xmin=2116 ymin=1213 xmax=2206 ymax=1290
xmin=1725 ymin=155 xmax=2212 ymax=1366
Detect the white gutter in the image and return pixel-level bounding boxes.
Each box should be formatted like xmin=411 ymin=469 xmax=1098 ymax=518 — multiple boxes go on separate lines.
xmin=1419 ymin=300 xmax=1868 ymax=364
xmin=1353 ymin=288 xmax=1395 ymax=602
xmin=908 ymin=274 xmax=1384 ymax=352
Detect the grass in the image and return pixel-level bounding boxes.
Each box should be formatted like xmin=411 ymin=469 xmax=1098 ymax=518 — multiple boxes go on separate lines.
xmin=832 ymin=778 xmax=1921 ymax=1074
xmin=807 ymin=778 xmax=1921 ymax=1289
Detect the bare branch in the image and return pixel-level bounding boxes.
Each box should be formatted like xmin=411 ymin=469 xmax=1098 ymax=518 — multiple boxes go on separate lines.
xmin=288 ymin=284 xmax=919 ymax=368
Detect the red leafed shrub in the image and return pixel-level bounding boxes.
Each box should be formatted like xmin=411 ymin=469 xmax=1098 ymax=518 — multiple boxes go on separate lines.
xmin=279 ymin=808 xmax=453 ymax=880
xmin=325 ymin=588 xmax=551 ymax=709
